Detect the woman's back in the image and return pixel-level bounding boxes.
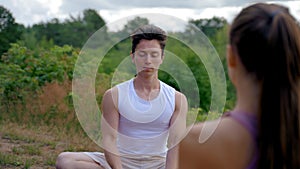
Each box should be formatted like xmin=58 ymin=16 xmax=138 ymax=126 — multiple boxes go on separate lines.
xmin=180 ymin=112 xmax=256 ymax=169
xmin=179 ymin=3 xmax=300 ymax=169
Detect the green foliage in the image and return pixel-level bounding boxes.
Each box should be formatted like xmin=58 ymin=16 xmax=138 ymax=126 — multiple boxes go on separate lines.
xmin=188 ymin=16 xmax=227 ymax=39
xmin=120 ymin=17 xmax=150 ymax=35
xmin=0 ymin=44 xmax=78 ymax=116
xmin=0 ymin=44 xmax=77 ymax=88
xmin=98 ymin=38 xmax=132 ymax=74
xmin=164 ymin=37 xmax=212 ymax=110
xmin=0 ymin=5 xmax=24 ymax=55
xmin=22 ymin=9 xmax=107 ymax=48
xmin=83 ymin=9 xmax=106 ymax=32
xmin=18 ymin=30 xmax=55 ymax=51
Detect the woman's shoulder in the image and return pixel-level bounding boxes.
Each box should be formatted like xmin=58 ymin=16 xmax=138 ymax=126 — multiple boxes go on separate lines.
xmin=179 ymin=117 xmax=254 ymax=169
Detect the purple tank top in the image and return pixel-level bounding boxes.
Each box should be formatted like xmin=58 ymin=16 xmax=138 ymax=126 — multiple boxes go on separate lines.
xmin=224 ymin=112 xmax=258 ymax=169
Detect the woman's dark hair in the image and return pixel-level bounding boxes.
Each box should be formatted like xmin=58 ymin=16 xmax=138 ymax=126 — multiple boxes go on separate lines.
xmin=130 ymin=24 xmax=167 ymax=54
xmin=230 ymin=3 xmax=300 ymax=169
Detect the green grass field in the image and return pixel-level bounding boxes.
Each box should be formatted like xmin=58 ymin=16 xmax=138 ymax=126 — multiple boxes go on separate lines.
xmin=0 ymin=121 xmax=102 ymax=169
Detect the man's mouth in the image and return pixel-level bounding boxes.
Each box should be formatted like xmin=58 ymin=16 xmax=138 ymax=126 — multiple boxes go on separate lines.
xmin=143 ymin=67 xmax=154 ymax=71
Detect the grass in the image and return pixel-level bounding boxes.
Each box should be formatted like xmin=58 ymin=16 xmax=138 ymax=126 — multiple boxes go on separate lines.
xmin=0 ymin=152 xmax=22 ymax=167
xmin=12 ymin=145 xmax=41 ymax=156
xmin=0 ymin=112 xmax=222 ymax=169
xmin=0 ymin=122 xmax=102 ymax=169
xmin=3 ymin=133 xmax=36 ymax=144
xmin=0 ymin=80 xmax=105 ymax=168
xmin=44 ymin=155 xmax=57 ymax=166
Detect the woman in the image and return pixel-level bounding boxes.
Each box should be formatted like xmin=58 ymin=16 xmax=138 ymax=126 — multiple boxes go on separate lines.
xmin=179 ymin=3 xmax=300 ymax=169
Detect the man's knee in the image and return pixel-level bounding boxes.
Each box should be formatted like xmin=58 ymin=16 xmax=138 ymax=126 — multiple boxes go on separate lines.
xmin=56 ymin=152 xmax=73 ymax=169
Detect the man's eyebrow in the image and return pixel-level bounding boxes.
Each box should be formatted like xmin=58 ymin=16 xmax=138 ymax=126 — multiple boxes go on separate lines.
xmin=137 ymin=49 xmax=161 ymax=51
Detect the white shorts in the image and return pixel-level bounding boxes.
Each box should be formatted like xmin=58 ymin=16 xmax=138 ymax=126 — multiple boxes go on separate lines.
xmin=84 ymin=152 xmax=166 ymax=169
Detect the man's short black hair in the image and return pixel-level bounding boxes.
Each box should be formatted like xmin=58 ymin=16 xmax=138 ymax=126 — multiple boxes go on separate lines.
xmin=130 ymin=24 xmax=167 ymax=54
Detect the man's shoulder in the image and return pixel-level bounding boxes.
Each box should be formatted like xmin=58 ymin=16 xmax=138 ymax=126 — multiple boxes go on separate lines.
xmin=102 ymin=86 xmax=118 ymax=105
xmin=159 ymin=81 xmax=188 ymax=103
xmin=104 ymin=79 xmax=133 ymax=98
xmin=160 ymin=80 xmax=175 ymax=92
xmin=175 ymin=91 xmax=185 ymax=97
xmin=160 ymin=81 xmax=186 ymax=96
xmin=115 ymin=79 xmax=132 ymax=88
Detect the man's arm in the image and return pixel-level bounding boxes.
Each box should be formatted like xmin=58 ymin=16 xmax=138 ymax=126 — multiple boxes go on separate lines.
xmin=165 ymin=91 xmax=188 ymax=169
xmin=101 ymin=87 xmax=122 ymax=169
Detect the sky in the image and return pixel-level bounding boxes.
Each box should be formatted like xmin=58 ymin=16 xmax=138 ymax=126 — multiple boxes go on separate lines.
xmin=1 ymin=0 xmax=300 ymax=31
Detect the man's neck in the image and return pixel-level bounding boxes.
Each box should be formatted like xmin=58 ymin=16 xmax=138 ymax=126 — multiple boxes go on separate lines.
xmin=133 ymin=75 xmax=160 ymax=100
xmin=134 ymin=73 xmax=160 ymax=90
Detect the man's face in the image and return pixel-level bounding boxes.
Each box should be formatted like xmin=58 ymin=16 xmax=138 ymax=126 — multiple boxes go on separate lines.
xmin=132 ymin=39 xmax=164 ymax=75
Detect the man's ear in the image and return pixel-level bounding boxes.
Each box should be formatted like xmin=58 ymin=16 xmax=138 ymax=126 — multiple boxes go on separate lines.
xmin=130 ymin=52 xmax=134 ymax=63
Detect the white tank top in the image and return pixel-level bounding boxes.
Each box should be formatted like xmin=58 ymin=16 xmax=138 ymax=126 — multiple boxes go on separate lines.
xmin=116 ymin=79 xmax=175 ymax=157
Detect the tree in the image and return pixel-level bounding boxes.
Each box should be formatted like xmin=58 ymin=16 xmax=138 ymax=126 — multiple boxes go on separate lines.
xmin=120 ymin=17 xmax=149 ymax=35
xmin=188 ymin=16 xmax=227 ymax=39
xmin=83 ymin=9 xmax=106 ymax=36
xmin=26 ymin=9 xmax=107 ymax=48
xmin=0 ymin=5 xmax=23 ymax=56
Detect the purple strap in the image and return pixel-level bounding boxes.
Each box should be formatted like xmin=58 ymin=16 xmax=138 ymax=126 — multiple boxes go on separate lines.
xmin=224 ymin=112 xmax=257 ymax=140
xmin=224 ymin=112 xmax=258 ymax=169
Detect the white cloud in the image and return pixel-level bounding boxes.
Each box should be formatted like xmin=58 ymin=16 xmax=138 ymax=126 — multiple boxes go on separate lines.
xmin=0 ymin=0 xmax=66 ymax=25
xmin=0 ymin=0 xmax=299 ymax=28
xmin=100 ymin=8 xmax=199 ymax=31
xmin=269 ymin=1 xmax=300 ymax=19
xmin=99 ymin=7 xmax=245 ymax=31
xmin=58 ymin=0 xmax=277 ymax=10
xmin=196 ymin=7 xmax=242 ymax=22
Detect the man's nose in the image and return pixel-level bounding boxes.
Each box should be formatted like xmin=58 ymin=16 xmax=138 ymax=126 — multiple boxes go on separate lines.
xmin=145 ymin=55 xmax=151 ymax=63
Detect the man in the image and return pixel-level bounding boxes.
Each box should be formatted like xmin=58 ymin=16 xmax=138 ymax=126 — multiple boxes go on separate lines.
xmin=56 ymin=24 xmax=187 ymax=169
